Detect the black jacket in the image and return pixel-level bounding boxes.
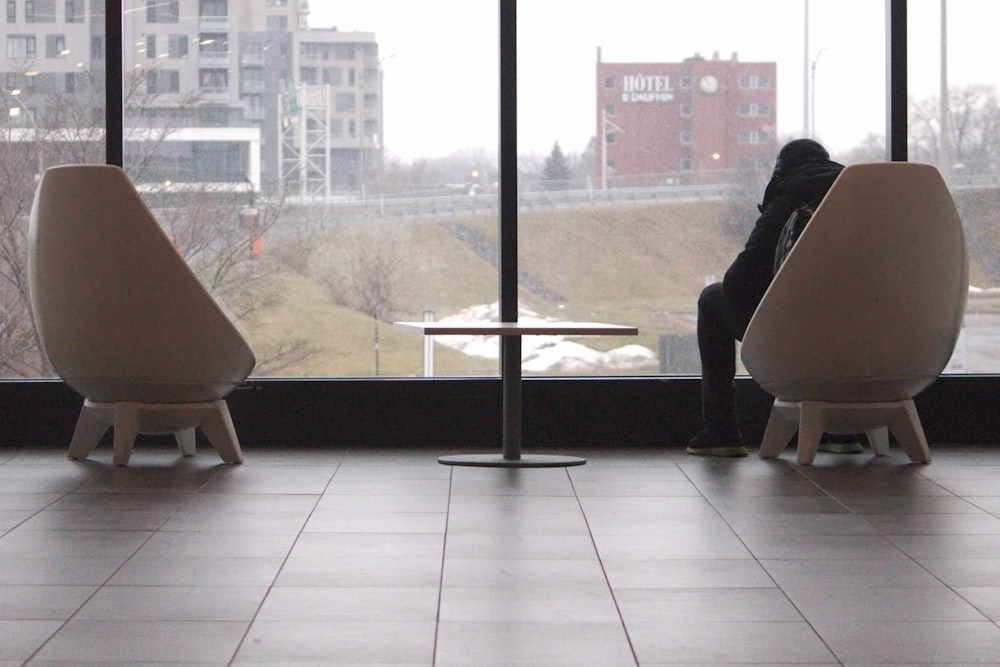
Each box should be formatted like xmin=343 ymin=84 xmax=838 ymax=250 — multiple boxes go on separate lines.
xmin=723 ymin=160 xmax=844 ymax=328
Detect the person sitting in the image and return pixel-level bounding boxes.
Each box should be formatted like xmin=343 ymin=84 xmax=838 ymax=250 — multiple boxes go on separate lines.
xmin=686 ymin=138 xmax=859 ymax=457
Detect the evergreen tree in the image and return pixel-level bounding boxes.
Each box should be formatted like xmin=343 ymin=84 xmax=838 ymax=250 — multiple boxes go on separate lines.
xmin=542 ymin=142 xmax=572 ymax=190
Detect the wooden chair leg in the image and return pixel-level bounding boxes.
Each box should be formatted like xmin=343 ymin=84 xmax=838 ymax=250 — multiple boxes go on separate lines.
xmin=795 ymin=401 xmax=825 ymax=465
xmin=112 ymin=402 xmax=140 ymax=467
xmin=889 ymin=400 xmax=932 ymax=463
xmin=758 ymin=401 xmax=799 ymax=459
xmin=199 ymin=400 xmax=244 ymax=464
xmin=68 ymin=402 xmax=108 ymax=461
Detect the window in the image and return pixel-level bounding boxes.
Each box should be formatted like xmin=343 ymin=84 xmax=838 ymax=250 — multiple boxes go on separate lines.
xmin=0 ymin=0 xmax=993 ymax=395
xmin=738 ymin=130 xmax=768 ymax=144
xmin=45 ymin=34 xmax=66 ymax=58
xmin=322 ymin=67 xmax=342 ymax=85
xmin=64 ymin=71 xmax=75 ymax=92
xmin=24 ymin=0 xmax=34 ymax=22
xmin=145 ymin=35 xmax=156 ymax=58
xmin=199 ymin=68 xmax=228 ymax=89
xmin=199 ymin=0 xmax=227 ymax=17
xmin=146 ymin=68 xmax=179 ymax=93
xmin=738 ymin=74 xmax=770 ymax=89
xmin=680 ymin=129 xmax=693 ymax=145
xmin=737 ymin=102 xmax=770 ymax=117
xmin=300 ymin=66 xmax=317 ymax=84
xmin=147 ymin=0 xmax=179 ymax=23
xmin=65 ymin=0 xmax=83 ymax=22
xmin=199 ymin=33 xmax=227 ymax=53
xmin=265 ymin=15 xmax=287 ymax=31
xmin=335 ymin=92 xmax=355 ymax=112
xmin=7 ymin=35 xmax=36 ymax=58
xmin=168 ymin=34 xmax=188 ymax=58
xmin=334 ymin=43 xmax=356 ymax=60
xmin=604 ymin=103 xmax=615 ymax=116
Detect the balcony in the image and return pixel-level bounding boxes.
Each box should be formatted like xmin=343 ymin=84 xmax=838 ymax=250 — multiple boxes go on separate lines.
xmin=241 ymin=80 xmax=266 ymax=94
xmin=199 ymin=16 xmax=229 ymax=32
xmin=199 ymin=51 xmax=230 ymax=66
xmin=199 ymin=87 xmax=230 ymax=102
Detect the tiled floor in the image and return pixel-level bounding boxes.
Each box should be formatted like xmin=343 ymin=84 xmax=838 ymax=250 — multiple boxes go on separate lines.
xmin=2 ymin=443 xmax=1000 ymax=665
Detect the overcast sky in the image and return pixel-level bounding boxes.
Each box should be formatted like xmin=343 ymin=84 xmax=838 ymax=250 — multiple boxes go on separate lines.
xmin=308 ymin=1 xmax=999 ymax=162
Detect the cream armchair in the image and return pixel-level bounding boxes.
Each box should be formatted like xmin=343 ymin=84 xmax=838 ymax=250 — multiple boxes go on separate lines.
xmin=741 ymin=162 xmax=968 ymax=465
xmin=28 ymin=164 xmax=256 ymax=466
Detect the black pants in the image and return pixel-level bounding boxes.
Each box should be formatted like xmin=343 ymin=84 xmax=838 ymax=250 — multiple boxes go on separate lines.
xmin=696 ymin=282 xmax=753 ymax=432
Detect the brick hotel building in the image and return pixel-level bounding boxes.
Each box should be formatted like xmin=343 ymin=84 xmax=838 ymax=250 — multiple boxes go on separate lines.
xmin=596 ymin=50 xmax=777 ymax=185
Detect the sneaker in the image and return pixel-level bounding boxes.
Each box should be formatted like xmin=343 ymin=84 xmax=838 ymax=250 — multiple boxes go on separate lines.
xmin=817 ymin=434 xmax=865 ymax=455
xmin=686 ymin=427 xmax=748 ymax=457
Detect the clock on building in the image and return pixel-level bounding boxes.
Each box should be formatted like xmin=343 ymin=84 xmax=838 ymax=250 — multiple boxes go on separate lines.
xmin=699 ymin=75 xmax=719 ymax=94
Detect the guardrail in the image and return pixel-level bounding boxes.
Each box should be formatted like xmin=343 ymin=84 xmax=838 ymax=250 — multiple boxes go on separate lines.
xmin=285 ymin=182 xmax=740 ymax=220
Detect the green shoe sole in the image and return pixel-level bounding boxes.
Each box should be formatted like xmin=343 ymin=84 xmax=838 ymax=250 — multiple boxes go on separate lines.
xmin=817 ymin=442 xmax=864 ymax=454
xmin=686 ymin=445 xmax=749 ymax=457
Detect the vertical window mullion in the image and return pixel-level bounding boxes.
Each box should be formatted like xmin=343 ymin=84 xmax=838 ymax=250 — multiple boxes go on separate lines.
xmin=106 ymin=0 xmax=123 ymax=166
xmin=887 ymin=0 xmax=907 ymax=161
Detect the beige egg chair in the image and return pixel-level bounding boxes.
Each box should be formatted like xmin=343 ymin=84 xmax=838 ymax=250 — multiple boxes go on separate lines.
xmin=741 ymin=162 xmax=968 ymax=465
xmin=28 ymin=164 xmax=256 ymax=466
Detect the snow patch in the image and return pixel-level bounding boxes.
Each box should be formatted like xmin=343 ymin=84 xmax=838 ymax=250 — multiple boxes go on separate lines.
xmin=434 ymin=303 xmax=657 ymax=373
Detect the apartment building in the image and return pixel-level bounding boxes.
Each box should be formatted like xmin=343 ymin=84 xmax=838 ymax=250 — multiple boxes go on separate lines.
xmin=1 ymin=0 xmax=381 ymax=194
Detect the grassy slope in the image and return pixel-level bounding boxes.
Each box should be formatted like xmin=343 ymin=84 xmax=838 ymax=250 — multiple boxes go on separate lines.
xmin=248 ymin=197 xmax=998 ymax=376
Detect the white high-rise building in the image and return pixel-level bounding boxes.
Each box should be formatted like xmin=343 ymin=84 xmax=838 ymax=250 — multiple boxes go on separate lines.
xmin=0 ymin=0 xmax=381 ymax=194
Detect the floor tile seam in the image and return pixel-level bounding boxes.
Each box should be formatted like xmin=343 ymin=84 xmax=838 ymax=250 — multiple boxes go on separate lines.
xmin=433 ymin=465 xmax=456 ymax=667
xmin=16 ymin=507 xmax=176 ymax=664
xmin=0 ymin=486 xmax=80 ymax=537
xmin=227 ymin=458 xmax=344 ymax=665
xmin=937 ymin=587 xmax=1000 ymax=623
xmin=670 ymin=459 xmax=847 ymax=661
xmin=843 ymin=522 xmax=992 ymax=627
xmin=566 ymin=468 xmax=640 ymax=666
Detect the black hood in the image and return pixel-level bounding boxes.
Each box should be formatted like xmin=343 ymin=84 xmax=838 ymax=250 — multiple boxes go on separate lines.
xmin=759 ymin=142 xmax=844 ymax=211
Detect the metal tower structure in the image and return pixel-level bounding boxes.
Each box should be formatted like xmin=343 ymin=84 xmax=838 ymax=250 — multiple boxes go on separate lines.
xmin=278 ymin=84 xmax=331 ymax=200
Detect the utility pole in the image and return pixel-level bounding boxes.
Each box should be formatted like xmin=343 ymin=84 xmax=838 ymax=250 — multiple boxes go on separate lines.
xmin=939 ymin=0 xmax=951 ymax=178
xmin=803 ymin=0 xmax=810 ymax=137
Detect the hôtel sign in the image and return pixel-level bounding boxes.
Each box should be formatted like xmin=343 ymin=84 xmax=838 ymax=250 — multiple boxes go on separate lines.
xmin=621 ymin=73 xmax=673 ymax=103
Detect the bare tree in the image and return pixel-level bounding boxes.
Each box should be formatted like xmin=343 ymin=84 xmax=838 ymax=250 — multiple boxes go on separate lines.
xmin=836 ymin=133 xmax=886 ymax=165
xmin=910 ymin=84 xmax=1000 ymax=174
xmin=311 ymin=221 xmax=412 ymax=375
xmin=0 ymin=65 xmax=318 ymax=377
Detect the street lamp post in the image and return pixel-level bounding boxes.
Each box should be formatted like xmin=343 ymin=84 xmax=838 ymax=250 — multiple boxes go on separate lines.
xmin=2 ymin=87 xmax=43 ymax=180
xmin=810 ymin=47 xmax=829 ymax=139
xmin=939 ymin=0 xmax=951 ymax=178
xmin=600 ymin=108 xmax=624 ymax=190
